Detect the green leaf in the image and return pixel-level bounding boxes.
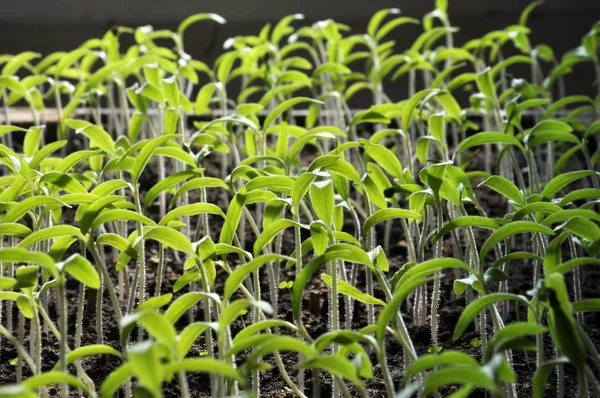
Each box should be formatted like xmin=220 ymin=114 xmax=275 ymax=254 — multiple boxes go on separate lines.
xmin=361 ymin=139 xmax=403 ymax=180
xmin=533 ymin=358 xmax=570 ymax=398
xmin=559 ymin=188 xmax=600 ymax=207
xmin=0 ymin=249 xmax=57 ymax=277
xmin=310 ymin=221 xmax=329 ymax=255
xmin=21 ymin=371 xmax=88 ymax=393
xmin=17 ymin=295 xmax=33 ymax=318
xmin=490 ymin=55 xmax=533 ymax=78
xmin=457 ymin=132 xmax=523 ymax=152
xmin=195 ymin=82 xmax=218 ymax=114
xmin=263 ymin=97 xmax=323 ymax=130
xmin=254 ymin=220 xmax=306 ymax=257
xmin=162 ymin=76 xmax=179 ymax=107
xmin=224 ymin=253 xmax=293 ymax=302
xmin=97 ymin=233 xmax=137 ymax=258
xmin=57 ymin=345 xmax=122 ymax=370
xmin=120 ymin=311 xmax=176 ymax=349
xmin=4 ymin=196 xmax=67 ymax=223
xmin=402 ymin=88 xmax=437 ymax=132
xmin=166 ymin=358 xmax=242 ymax=383
xmin=91 ymin=209 xmax=157 ymax=231
xmin=400 ymin=258 xmax=474 ymax=288
xmin=66 ymin=120 xmax=115 ymax=154
xmin=572 ymin=299 xmax=600 ymax=313
xmin=2 ymin=52 xmax=40 ymax=75
xmin=170 ymin=177 xmax=230 ymax=208
xmin=178 ymin=13 xmax=225 ymax=36
xmin=23 ymin=126 xmax=43 ymax=157
xmin=543 ymin=209 xmax=600 ymax=227
xmin=479 ymin=175 xmax=525 ymax=206
xmin=136 ymin=82 xmax=164 ymax=103
xmin=350 ymin=110 xmax=390 ymax=126
xmin=362 ymin=208 xmax=420 ymax=242
xmin=454 ymin=294 xmax=530 ymax=340
xmin=556 ymin=217 xmax=600 ymax=242
xmin=423 ymin=367 xmax=498 ymax=395
xmin=40 ymin=171 xmax=87 ymax=194
xmin=176 ymin=322 xmax=218 ymax=358
xmin=0 ymin=385 xmax=36 ymax=398
xmin=487 ymin=322 xmax=546 ymax=356
xmin=321 ymin=273 xmax=386 ymax=306
xmin=232 ymin=320 xmax=298 ymax=346
xmin=0 ymin=277 xmax=17 ymax=289
xmin=309 ymin=156 xmax=362 ymax=184
xmin=0 ymin=223 xmax=31 ymax=238
xmin=376 ymin=17 xmax=419 ymax=41
xmin=58 ymin=254 xmax=100 ymax=289
xmin=15 ymin=266 xmax=39 ymax=289
xmin=313 ymin=62 xmax=352 ymax=77
xmin=136 ymin=293 xmax=173 ymax=313
xmin=301 ymin=355 xmax=363 ymax=386
xmin=292 ymin=250 xmax=351 ymax=325
xmin=100 ymin=363 xmax=133 ymax=398
xmin=367 ymin=8 xmax=401 ymax=38
xmin=140 ymin=226 xmax=194 ymax=255
xmin=217 ymin=51 xmax=238 ymax=83
xmin=17 ymin=225 xmax=83 ymax=249
xmin=219 ymin=190 xmax=246 ymax=245
xmin=519 ymin=1 xmax=544 ymax=26
xmin=406 ymin=351 xmax=479 ymax=378
xmin=160 ymin=203 xmax=225 ymax=226
xmin=165 ymin=292 xmax=221 ymax=324
xmin=220 ymin=299 xmax=272 ymax=330
xmin=542 ymin=170 xmax=600 ymax=199
xmin=131 ymin=134 xmax=178 ymax=184
xmin=526 ymin=120 xmax=578 ymax=148
xmin=480 ymin=221 xmax=554 ymax=263
xmin=310 ymin=179 xmax=335 ymax=227
xmin=476 ymin=67 xmax=496 ymax=100
xmin=79 ymin=195 xmax=127 ymax=234
xmin=434 ymin=216 xmax=500 ymax=242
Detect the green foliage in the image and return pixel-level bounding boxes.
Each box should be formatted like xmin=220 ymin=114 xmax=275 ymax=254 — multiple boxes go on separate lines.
xmin=0 ymin=3 xmax=599 ymax=397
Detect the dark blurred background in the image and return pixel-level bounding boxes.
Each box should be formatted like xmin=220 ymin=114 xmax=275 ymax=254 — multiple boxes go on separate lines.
xmin=1 ymin=0 xmax=599 ymax=97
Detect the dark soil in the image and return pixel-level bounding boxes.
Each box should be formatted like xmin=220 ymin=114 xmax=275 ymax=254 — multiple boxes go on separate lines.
xmin=1 ymin=136 xmax=599 ymax=397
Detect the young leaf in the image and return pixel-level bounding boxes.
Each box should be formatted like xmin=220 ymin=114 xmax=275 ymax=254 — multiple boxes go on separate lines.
xmin=479 ymin=221 xmax=554 ymax=263
xmin=454 ymin=294 xmax=531 ymax=340
xmin=131 ymin=134 xmax=179 ymax=184
xmin=160 ymin=203 xmax=225 ymax=226
xmin=224 ymin=254 xmax=294 ymax=302
xmin=310 ymin=179 xmax=335 ymax=228
xmin=58 ymin=254 xmax=100 ymax=289
xmin=140 ymin=226 xmax=194 ymax=255
xmin=219 ymin=190 xmax=247 ymax=245
xmin=434 ymin=216 xmax=500 ymax=242
xmin=475 ymin=67 xmax=496 ymax=100
xmin=165 ymin=359 xmax=243 ymax=383
xmin=479 ymin=175 xmax=525 ymax=206
xmin=361 ymin=139 xmax=403 ymax=180
xmin=457 ymin=132 xmax=523 ymax=152
xmin=254 ymin=220 xmax=307 ymax=256
xmin=321 ymin=273 xmax=386 ymax=306
xmin=65 ymin=120 xmax=115 ymax=154
xmin=263 ymin=97 xmax=323 ymax=130
xmin=362 ymin=208 xmax=420 ymax=241
xmin=542 ymin=170 xmax=600 ymax=199
xmin=165 ymin=292 xmax=221 ymax=324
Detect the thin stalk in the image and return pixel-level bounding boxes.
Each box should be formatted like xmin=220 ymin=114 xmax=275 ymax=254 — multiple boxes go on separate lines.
xmin=431 ymin=203 xmax=443 ymax=349
xmin=58 ymin=276 xmax=69 ymax=397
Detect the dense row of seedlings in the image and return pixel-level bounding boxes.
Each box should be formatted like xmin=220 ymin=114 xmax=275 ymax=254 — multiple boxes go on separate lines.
xmin=0 ymin=0 xmax=600 ymax=396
